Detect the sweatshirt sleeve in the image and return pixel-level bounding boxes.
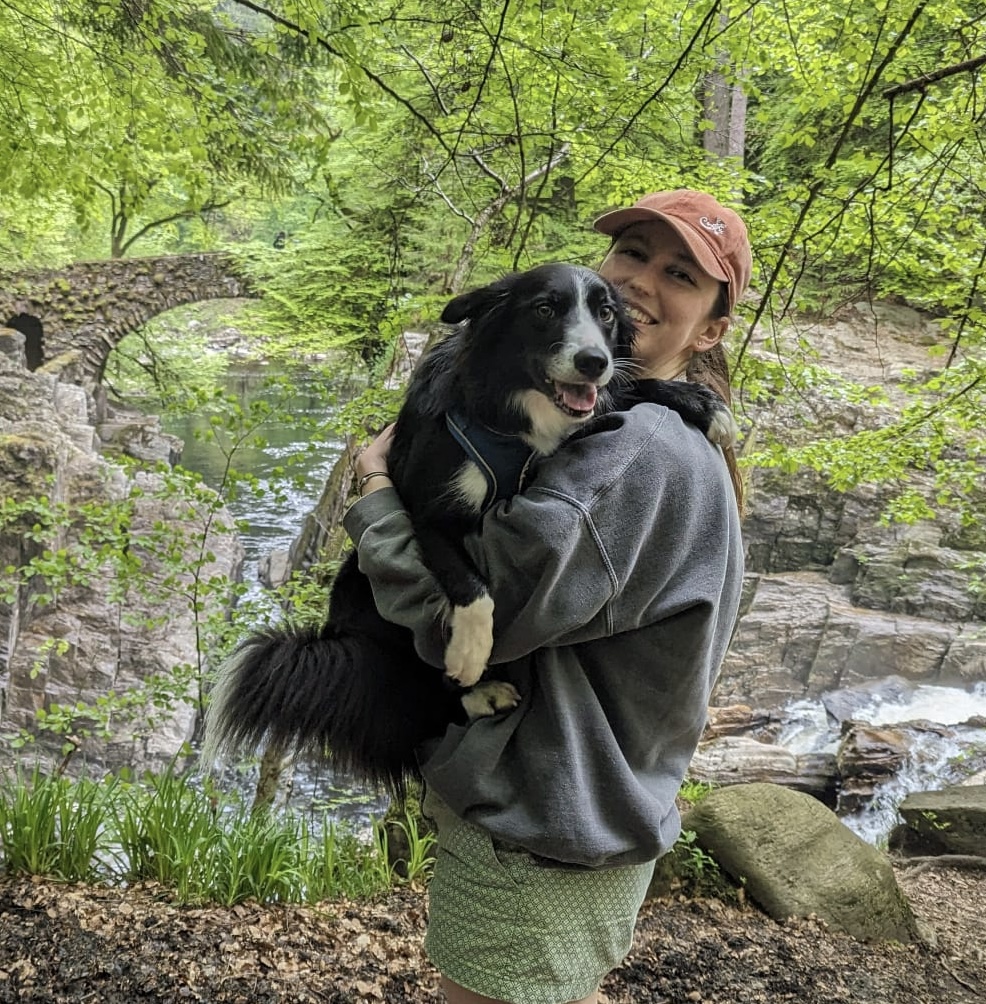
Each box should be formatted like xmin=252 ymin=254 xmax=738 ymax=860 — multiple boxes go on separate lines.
xmin=342 ymin=406 xmax=718 ymax=668
xmin=342 ymin=482 xmax=617 ymax=667
xmin=342 ymin=489 xmax=454 ymax=667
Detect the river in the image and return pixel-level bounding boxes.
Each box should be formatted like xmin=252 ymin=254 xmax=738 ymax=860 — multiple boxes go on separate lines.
xmin=163 ymin=360 xmax=390 ymax=829
xmin=775 ymin=684 xmax=986 ymax=844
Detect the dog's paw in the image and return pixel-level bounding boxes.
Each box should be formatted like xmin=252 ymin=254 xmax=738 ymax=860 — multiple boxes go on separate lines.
xmin=444 ymin=594 xmax=494 ymax=688
xmin=706 ymin=405 xmax=739 ymax=448
xmin=461 ymin=680 xmax=521 ymax=721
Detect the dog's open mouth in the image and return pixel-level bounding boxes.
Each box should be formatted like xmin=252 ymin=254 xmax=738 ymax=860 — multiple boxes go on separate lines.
xmin=553 ymin=381 xmax=598 ymax=418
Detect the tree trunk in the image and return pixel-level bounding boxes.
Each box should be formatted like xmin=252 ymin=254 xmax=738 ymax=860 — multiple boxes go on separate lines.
xmin=701 ymin=11 xmax=746 ymax=166
xmin=703 ymin=73 xmax=746 ymax=164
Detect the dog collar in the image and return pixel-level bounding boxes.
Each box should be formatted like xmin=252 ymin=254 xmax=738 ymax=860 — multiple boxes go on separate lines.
xmin=446 ymin=411 xmax=536 ymax=514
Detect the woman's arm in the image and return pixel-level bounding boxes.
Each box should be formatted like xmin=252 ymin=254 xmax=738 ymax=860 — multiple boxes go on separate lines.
xmin=345 ymin=483 xmax=615 ymax=667
xmin=352 ymin=425 xmax=395 ymax=497
xmin=344 ymin=407 xmax=728 ymax=668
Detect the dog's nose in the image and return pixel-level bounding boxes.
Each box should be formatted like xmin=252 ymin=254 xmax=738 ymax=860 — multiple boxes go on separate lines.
xmin=573 ymin=347 xmax=610 ymax=380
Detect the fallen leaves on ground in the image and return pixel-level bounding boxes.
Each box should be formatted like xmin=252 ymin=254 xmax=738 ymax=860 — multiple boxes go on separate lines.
xmin=0 ymin=863 xmax=983 ymax=1003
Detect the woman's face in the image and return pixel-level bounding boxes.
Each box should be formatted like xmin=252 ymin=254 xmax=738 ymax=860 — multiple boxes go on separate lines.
xmin=598 ymin=220 xmax=729 ymax=380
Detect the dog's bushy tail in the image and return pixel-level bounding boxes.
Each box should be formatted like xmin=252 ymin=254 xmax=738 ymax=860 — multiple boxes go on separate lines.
xmin=201 ymin=622 xmax=459 ymax=799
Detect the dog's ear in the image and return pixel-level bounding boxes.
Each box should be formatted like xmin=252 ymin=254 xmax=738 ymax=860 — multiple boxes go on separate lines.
xmin=441 ymin=279 xmax=510 ymax=326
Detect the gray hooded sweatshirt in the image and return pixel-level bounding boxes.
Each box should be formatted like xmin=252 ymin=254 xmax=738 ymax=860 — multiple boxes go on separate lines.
xmin=342 ymin=402 xmax=744 ymax=868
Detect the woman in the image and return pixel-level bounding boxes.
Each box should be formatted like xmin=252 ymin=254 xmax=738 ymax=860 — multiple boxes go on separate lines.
xmin=343 ymin=189 xmax=752 ymax=1004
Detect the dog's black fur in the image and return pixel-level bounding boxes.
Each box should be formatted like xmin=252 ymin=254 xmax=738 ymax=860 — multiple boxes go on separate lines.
xmin=203 ymin=264 xmax=734 ymax=797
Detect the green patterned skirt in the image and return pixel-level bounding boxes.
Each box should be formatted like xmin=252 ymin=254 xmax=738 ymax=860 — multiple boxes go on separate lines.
xmin=422 ymin=793 xmax=655 ymax=1004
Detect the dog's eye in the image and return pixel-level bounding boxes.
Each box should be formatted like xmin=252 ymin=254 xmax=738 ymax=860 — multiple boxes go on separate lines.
xmin=535 ymin=303 xmax=554 ymax=319
xmin=598 ymin=305 xmax=615 ymax=324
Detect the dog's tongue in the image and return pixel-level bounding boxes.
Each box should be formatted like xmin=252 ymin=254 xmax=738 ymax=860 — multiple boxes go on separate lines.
xmin=558 ymin=382 xmax=598 ymax=412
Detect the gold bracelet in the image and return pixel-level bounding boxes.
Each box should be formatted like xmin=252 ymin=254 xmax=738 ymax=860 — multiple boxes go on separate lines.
xmin=357 ymin=471 xmax=391 ymax=498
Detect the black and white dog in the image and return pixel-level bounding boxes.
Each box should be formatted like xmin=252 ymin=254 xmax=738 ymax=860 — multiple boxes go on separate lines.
xmin=203 ymin=263 xmax=735 ymax=797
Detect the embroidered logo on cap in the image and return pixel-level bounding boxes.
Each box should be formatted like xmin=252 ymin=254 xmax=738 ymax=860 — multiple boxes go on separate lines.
xmin=700 ymin=216 xmax=726 ymax=235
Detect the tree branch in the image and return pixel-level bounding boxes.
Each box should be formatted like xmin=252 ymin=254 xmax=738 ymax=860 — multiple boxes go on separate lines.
xmin=448 ymin=144 xmax=570 ymax=295
xmin=232 ymin=0 xmax=454 ymax=155
xmin=736 ymin=2 xmax=929 ymax=367
xmin=882 ymin=54 xmax=986 ymax=99
xmin=118 ymin=200 xmax=233 ymax=257
xmin=574 ymin=0 xmax=732 ymax=186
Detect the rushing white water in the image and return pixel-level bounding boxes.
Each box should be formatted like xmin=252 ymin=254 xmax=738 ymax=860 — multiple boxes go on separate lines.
xmin=842 ymin=727 xmax=986 ymax=846
xmin=774 ymin=682 xmax=986 ymax=845
xmin=849 ymin=681 xmax=986 ymax=728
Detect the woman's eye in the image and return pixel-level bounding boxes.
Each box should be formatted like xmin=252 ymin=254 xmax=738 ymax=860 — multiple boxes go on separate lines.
xmin=619 ymin=246 xmax=645 ymax=261
xmin=535 ymin=303 xmax=554 ymax=318
xmin=670 ymin=267 xmax=696 ymax=285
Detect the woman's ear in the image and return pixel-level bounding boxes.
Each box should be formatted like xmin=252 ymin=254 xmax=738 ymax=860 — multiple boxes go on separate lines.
xmin=693 ymin=317 xmax=729 ymax=352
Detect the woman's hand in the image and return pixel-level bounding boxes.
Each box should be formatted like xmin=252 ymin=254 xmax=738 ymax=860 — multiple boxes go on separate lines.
xmin=354 ymin=424 xmax=396 ymax=497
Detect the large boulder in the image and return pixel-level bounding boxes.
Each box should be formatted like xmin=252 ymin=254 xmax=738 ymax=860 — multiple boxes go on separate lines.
xmin=684 ymin=782 xmax=920 ymax=942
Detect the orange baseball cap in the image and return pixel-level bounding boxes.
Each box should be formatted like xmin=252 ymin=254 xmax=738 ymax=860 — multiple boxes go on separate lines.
xmin=593 ymin=189 xmax=752 ymax=313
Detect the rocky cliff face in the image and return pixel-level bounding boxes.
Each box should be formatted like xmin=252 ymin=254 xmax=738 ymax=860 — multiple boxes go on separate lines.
xmin=0 ymin=327 xmax=243 ymax=772
xmin=716 ymin=301 xmax=986 ymax=708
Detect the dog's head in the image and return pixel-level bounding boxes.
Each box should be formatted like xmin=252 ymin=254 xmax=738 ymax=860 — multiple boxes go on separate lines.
xmin=441 ymin=264 xmax=634 ymax=446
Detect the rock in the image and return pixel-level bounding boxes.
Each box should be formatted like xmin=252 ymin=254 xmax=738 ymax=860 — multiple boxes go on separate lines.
xmin=835 ymin=528 xmax=986 ymax=622
xmin=822 ymin=675 xmax=915 ymax=723
xmin=0 ymin=326 xmax=26 ymax=363
xmin=689 ymin=736 xmax=838 ymax=805
xmin=97 ymin=399 xmax=183 ymax=465
xmin=896 ymin=785 xmax=986 ymax=857
xmin=684 ymin=782 xmax=921 ymax=942
xmin=835 ymin=722 xmax=919 ymax=813
xmin=0 ymin=345 xmax=243 ymax=772
xmin=98 ymin=417 xmax=183 ymax=465
xmin=716 ymin=571 xmax=971 ymax=707
xmin=258 ymin=547 xmax=293 ymax=588
xmin=702 ymin=704 xmax=775 ymax=739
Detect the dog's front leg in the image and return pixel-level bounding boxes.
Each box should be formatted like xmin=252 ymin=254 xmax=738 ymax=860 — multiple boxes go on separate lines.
xmin=414 ymin=526 xmax=494 ymax=688
xmin=619 ymin=380 xmax=738 ymax=446
xmin=445 ymin=593 xmax=495 ymax=687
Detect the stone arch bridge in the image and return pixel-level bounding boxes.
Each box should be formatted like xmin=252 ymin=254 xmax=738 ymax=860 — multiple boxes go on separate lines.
xmin=0 ymin=253 xmax=256 ymax=391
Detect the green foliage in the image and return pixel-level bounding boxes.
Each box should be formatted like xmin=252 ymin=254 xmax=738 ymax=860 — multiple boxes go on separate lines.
xmin=0 ymin=481 xmax=140 ymax=610
xmin=102 ymin=304 xmax=234 ymax=402
xmin=0 ymin=764 xmax=429 ymax=905
xmin=678 ymin=779 xmax=716 ymax=806
xmin=230 ymin=224 xmax=405 ymax=362
xmin=674 ymin=828 xmax=721 ymax=884
xmin=650 ymin=826 xmax=739 ymax=902
xmin=381 ymin=810 xmax=437 ymax=886
xmin=0 ymin=767 xmax=119 ymax=883
xmin=741 ymin=348 xmax=986 ymax=532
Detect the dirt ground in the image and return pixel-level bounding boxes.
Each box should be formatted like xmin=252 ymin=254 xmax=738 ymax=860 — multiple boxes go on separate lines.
xmin=0 ymin=861 xmax=983 ymax=1003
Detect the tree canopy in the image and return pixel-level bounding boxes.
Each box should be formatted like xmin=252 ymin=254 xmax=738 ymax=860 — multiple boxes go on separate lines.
xmin=2 ymin=0 xmax=985 ymax=522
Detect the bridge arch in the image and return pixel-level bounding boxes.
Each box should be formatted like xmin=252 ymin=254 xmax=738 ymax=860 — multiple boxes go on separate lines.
xmin=3 ymin=313 xmax=45 ymax=371
xmin=0 ymin=253 xmax=257 ymax=390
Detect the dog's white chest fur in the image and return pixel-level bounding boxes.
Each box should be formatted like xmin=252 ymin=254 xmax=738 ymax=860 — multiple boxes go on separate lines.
xmin=451 ymin=461 xmax=490 ymax=512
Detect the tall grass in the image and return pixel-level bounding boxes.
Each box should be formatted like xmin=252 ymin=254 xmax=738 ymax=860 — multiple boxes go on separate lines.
xmin=0 ymin=768 xmax=118 ymax=882
xmin=0 ymin=765 xmax=434 ymax=906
